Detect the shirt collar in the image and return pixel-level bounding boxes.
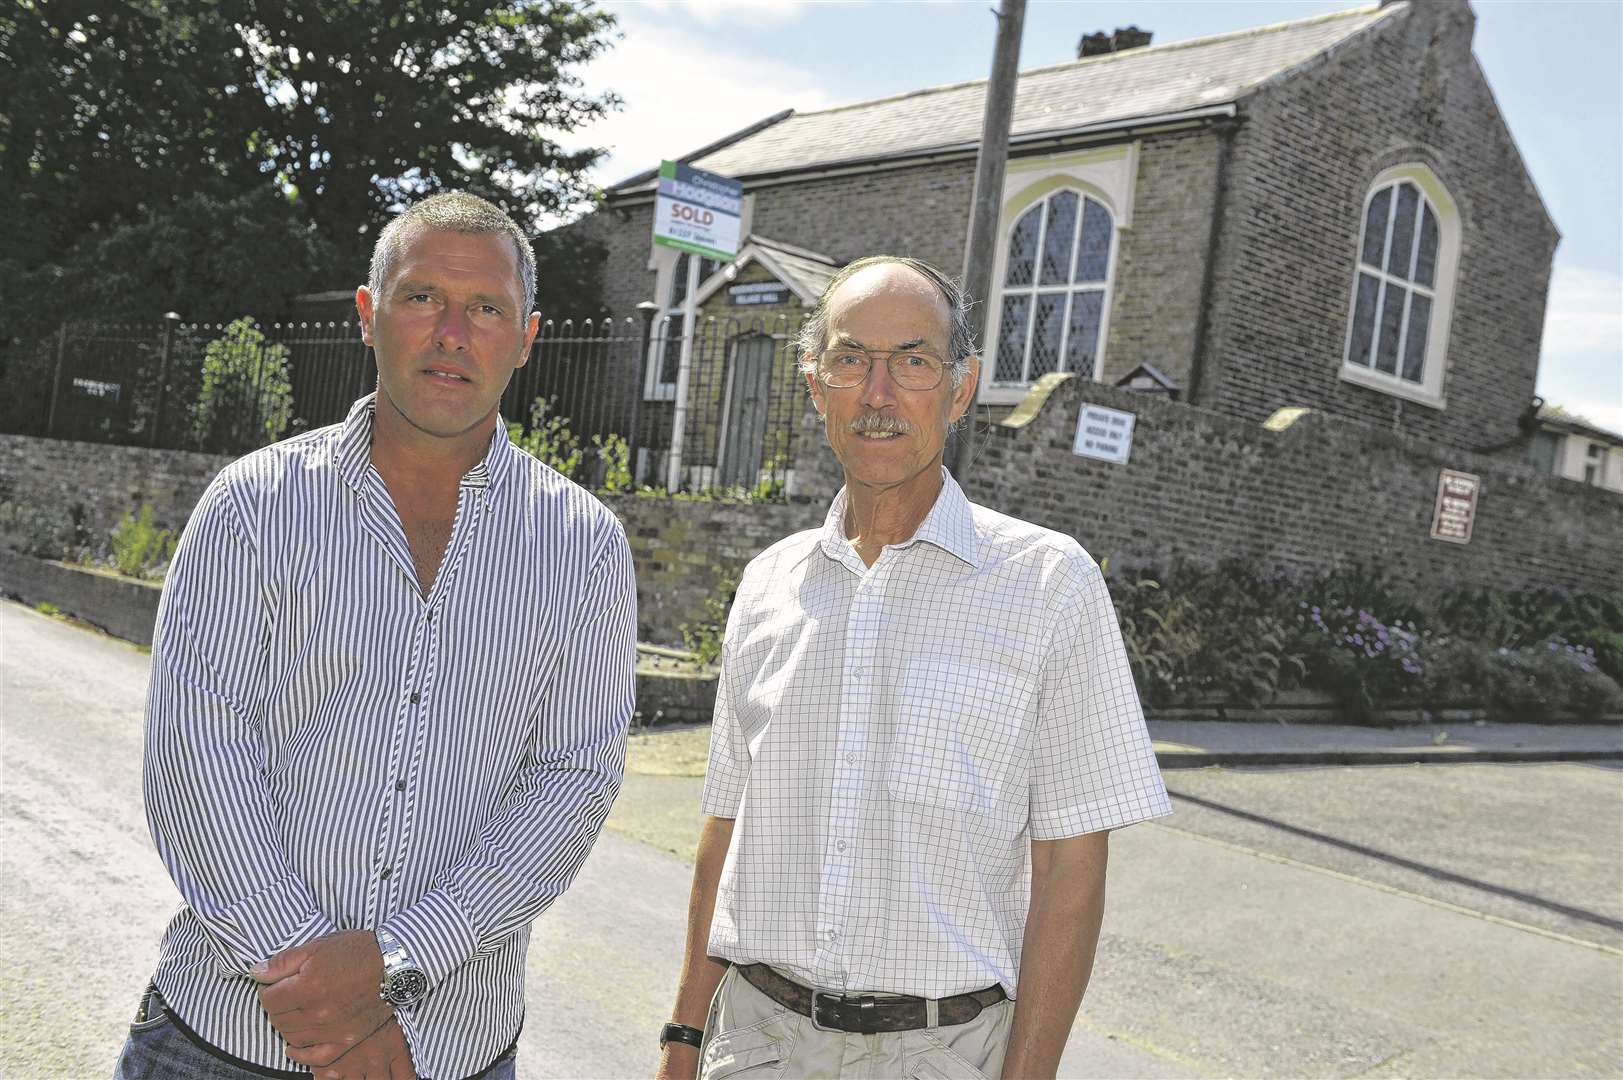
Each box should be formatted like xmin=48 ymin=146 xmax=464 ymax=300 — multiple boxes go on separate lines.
xmin=334 ymin=393 xmax=514 ymax=498
xmin=816 ymin=467 xmax=981 ymax=569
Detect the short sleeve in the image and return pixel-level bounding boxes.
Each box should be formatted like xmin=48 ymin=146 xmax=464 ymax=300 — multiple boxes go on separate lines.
xmin=698 ymin=658 xmax=749 ymax=817
xmin=1029 ymin=556 xmax=1171 ymax=839
xmin=699 ymin=583 xmax=753 ymax=818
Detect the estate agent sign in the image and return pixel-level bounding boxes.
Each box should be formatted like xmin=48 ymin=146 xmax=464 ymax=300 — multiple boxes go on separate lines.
xmin=653 ymin=160 xmax=743 ymax=262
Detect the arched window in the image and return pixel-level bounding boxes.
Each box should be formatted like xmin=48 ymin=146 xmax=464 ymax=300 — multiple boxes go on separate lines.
xmin=993 ymin=190 xmax=1115 ymax=385
xmin=1342 ymin=165 xmax=1458 ymax=405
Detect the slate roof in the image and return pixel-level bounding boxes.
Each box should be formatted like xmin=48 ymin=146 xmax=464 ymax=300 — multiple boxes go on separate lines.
xmin=693 ymin=235 xmax=838 ymax=307
xmin=611 ymin=4 xmax=1398 ymax=193
xmin=750 ymin=235 xmax=838 ymax=301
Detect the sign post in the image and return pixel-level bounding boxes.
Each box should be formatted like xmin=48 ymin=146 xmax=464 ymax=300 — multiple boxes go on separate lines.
xmin=652 ymin=160 xmax=743 ymax=492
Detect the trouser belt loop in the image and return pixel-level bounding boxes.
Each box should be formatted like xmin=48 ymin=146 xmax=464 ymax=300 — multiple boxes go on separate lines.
xmin=926 ymin=997 xmax=940 ymax=1029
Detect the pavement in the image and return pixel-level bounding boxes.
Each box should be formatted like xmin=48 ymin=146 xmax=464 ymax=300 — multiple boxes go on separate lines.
xmin=1147 ymin=718 xmax=1623 ymax=767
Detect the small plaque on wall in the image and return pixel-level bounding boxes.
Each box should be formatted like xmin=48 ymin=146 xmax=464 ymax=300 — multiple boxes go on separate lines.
xmin=1430 ymin=469 xmax=1480 ymax=544
xmin=728 ymin=282 xmax=791 ymax=307
xmin=1073 ymin=404 xmax=1135 ymax=465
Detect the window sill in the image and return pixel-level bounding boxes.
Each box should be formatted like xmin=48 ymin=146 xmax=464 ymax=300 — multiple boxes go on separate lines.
xmin=1338 ymin=365 xmax=1446 ymax=411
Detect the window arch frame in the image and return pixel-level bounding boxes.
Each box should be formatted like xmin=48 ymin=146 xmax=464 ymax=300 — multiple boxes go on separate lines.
xmin=983 ymin=179 xmax=1122 ymax=400
xmin=1339 ymin=163 xmax=1460 ymax=409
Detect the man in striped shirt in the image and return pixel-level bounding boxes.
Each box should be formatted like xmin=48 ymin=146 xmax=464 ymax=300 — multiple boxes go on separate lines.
xmin=656 ymin=257 xmax=1170 ymax=1080
xmin=117 ymin=193 xmax=637 ymax=1080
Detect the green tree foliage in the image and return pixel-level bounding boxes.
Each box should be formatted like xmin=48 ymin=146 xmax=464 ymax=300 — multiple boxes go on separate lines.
xmin=0 ymin=0 xmax=619 ymax=343
xmin=192 ymin=318 xmax=295 ymax=454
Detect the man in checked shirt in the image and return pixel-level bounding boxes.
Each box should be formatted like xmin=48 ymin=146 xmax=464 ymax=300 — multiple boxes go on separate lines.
xmin=116 ymin=193 xmax=636 ymax=1080
xmin=656 ymin=256 xmax=1171 ymax=1080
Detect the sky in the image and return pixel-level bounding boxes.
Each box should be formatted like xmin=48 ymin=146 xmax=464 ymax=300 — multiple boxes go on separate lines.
xmin=563 ymin=0 xmax=1623 ymax=435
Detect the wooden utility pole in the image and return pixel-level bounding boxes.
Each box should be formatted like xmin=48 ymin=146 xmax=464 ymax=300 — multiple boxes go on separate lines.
xmin=950 ymin=0 xmax=1026 ymax=480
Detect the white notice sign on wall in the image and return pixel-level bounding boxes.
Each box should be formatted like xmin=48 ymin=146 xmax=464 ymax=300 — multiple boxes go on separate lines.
xmin=1073 ymin=405 xmax=1136 ymax=465
xmin=1430 ymin=468 xmax=1481 ymax=544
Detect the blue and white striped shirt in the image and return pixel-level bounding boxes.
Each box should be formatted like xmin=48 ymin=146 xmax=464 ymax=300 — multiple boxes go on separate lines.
xmin=143 ymin=395 xmax=636 ymax=1079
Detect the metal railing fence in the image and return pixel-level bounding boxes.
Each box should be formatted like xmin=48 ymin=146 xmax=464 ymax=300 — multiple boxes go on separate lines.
xmin=0 ymin=311 xmax=811 ymax=498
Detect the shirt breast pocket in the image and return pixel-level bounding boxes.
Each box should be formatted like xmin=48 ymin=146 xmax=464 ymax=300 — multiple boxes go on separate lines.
xmin=885 ymin=659 xmax=1034 ymax=816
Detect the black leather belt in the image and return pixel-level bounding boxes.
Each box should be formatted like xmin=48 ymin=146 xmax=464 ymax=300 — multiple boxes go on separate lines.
xmin=737 ymin=964 xmax=1007 ymax=1034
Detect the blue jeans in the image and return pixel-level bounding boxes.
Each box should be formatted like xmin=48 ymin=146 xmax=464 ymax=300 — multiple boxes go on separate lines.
xmin=114 ymin=985 xmax=518 ymax=1080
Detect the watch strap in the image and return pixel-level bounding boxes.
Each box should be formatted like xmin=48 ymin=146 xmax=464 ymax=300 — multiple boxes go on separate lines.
xmin=375 ymin=927 xmax=428 ymax=1007
xmin=660 ymin=1022 xmax=704 ymax=1050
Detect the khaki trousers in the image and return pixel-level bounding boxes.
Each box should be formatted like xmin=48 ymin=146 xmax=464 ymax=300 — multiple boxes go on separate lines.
xmin=697 ymin=966 xmax=1014 ymax=1080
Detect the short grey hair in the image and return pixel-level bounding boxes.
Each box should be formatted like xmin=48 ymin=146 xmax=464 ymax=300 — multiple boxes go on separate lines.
xmin=368 ymin=191 xmax=537 ymax=316
xmin=795 ymin=256 xmax=976 ymax=388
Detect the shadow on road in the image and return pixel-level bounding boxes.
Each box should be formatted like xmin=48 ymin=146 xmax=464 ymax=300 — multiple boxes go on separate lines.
xmin=1168 ymin=790 xmax=1623 ymax=933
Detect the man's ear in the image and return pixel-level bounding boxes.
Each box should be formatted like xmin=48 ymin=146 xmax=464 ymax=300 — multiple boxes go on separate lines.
xmin=515 ymin=311 xmax=541 ymax=369
xmin=949 ymin=355 xmax=981 ymax=423
xmin=805 ymin=366 xmax=827 ymax=419
xmin=356 ymin=286 xmax=376 ymax=346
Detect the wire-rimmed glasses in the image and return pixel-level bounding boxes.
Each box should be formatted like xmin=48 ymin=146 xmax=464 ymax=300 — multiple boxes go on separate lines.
xmin=814 ymin=346 xmax=950 ymax=391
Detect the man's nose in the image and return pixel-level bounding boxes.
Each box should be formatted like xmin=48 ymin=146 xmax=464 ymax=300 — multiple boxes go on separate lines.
xmin=435 ymin=306 xmax=470 ymax=351
xmin=861 ymin=357 xmax=900 ymax=409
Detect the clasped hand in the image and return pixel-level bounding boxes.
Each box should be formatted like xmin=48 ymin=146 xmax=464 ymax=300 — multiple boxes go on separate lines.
xmin=251 ymin=930 xmax=417 ymax=1078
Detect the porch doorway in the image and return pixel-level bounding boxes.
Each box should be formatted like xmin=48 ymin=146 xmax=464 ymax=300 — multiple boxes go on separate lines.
xmin=717 ymin=334 xmax=778 ymax=489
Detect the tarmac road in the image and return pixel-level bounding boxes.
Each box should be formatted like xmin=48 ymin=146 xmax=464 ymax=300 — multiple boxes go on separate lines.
xmin=3 ymin=600 xmax=1620 ymax=1079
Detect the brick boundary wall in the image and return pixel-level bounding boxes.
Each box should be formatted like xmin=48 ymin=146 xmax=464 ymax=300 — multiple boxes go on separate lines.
xmin=958 ymin=378 xmax=1622 ymax=597
xmin=0 ymin=434 xmax=825 ymax=646
xmin=0 ymin=435 xmax=234 ymax=543
xmin=597 ymin=493 xmax=824 ymax=645
xmin=8 ymin=377 xmax=1617 ymax=653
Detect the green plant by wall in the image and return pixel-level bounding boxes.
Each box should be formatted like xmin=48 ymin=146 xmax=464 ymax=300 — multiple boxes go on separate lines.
xmin=594 ymin=432 xmax=632 ymax=493
xmin=110 ymin=505 xmax=178 ymax=579
xmin=192 ymin=317 xmax=294 ymax=454
xmin=680 ymin=564 xmax=741 ymax=666
xmin=1104 ymin=559 xmax=1623 ymax=721
xmin=508 ymin=395 xmax=582 ymax=479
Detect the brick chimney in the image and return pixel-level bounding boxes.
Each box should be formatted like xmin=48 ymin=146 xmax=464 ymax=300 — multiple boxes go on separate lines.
xmin=1077 ymin=25 xmax=1153 ymax=59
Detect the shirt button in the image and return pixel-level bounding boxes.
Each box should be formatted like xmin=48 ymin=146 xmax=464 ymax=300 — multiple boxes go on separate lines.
xmin=845 ymin=752 xmax=857 ymax=765
xmin=394 ymin=779 xmax=407 ymax=793
xmin=835 ymin=840 xmax=847 ymax=853
xmin=380 ymin=867 xmax=392 ymax=880
xmin=853 ymin=668 xmax=866 ymax=678
xmin=409 ymin=693 xmax=421 ymax=704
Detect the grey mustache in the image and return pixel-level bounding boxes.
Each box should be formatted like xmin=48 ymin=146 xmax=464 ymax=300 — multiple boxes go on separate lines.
xmin=849 ymin=413 xmax=912 ymax=435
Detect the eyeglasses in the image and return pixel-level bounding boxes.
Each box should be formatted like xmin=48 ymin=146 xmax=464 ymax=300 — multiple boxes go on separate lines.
xmin=815 ymin=347 xmax=951 ymax=391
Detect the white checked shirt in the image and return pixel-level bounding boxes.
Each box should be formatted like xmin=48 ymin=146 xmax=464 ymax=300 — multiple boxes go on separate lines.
xmin=144 ymin=396 xmax=636 ymax=1079
xmin=701 ymin=470 xmax=1170 ymax=999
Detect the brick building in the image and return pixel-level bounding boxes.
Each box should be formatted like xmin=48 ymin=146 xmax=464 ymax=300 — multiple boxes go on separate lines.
xmin=571 ymin=0 xmax=1558 ymax=460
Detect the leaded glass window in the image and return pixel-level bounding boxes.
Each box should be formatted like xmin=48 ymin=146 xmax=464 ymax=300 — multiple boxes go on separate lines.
xmin=1346 ymin=180 xmax=1441 ymax=386
xmin=994 ymin=191 xmax=1114 ymax=384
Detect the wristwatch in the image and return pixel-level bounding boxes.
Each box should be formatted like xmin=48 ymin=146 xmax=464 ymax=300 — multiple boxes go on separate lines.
xmin=660 ymin=1022 xmax=705 ymax=1050
xmin=376 ymin=927 xmax=429 ymax=1008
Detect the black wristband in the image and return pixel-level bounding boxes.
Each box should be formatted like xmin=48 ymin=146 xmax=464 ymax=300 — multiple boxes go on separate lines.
xmin=660 ymin=1022 xmax=705 ymax=1050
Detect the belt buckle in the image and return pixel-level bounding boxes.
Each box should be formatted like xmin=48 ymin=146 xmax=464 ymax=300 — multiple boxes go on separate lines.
xmin=811 ymin=990 xmax=878 ymax=1033
xmin=811 ymin=989 xmax=841 ymax=1032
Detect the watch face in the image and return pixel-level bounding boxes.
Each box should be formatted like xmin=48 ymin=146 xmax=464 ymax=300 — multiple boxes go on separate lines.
xmin=384 ymin=969 xmax=429 ymax=1006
